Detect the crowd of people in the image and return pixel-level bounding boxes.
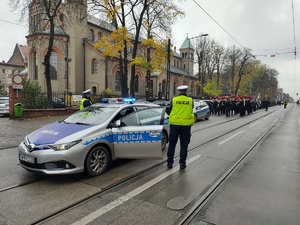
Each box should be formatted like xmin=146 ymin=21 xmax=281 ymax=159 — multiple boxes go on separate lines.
xmin=204 ymin=95 xmax=270 ymax=117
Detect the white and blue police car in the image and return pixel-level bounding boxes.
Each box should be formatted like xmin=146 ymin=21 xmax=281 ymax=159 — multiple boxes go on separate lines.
xmin=18 ymin=98 xmax=169 ymax=176
xmin=193 ymin=99 xmax=210 ymax=122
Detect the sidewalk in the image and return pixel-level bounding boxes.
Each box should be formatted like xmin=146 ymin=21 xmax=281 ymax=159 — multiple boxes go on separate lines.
xmin=0 ymin=115 xmax=67 ymax=149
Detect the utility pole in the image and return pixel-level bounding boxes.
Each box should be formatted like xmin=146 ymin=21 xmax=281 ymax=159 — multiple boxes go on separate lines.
xmin=166 ymin=39 xmax=171 ymax=100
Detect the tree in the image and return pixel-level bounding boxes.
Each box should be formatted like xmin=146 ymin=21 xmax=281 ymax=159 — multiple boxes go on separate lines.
xmin=22 ymin=77 xmax=45 ymax=109
xmin=92 ymin=0 xmax=183 ymax=98
xmin=234 ymin=48 xmax=253 ymax=95
xmin=0 ymin=83 xmax=7 ymax=95
xmin=203 ymin=80 xmax=222 ymax=97
xmin=10 ymin=0 xmax=86 ymax=108
xmin=129 ymin=0 xmax=184 ymax=98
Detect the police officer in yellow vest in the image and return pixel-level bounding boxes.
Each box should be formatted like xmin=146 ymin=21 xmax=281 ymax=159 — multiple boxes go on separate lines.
xmin=167 ymin=85 xmax=194 ymax=169
xmin=80 ymin=89 xmax=92 ymax=110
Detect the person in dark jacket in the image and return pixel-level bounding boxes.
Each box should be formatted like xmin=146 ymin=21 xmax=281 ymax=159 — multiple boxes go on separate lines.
xmin=80 ymin=89 xmax=92 ymax=110
xmin=167 ymin=85 xmax=194 ymax=169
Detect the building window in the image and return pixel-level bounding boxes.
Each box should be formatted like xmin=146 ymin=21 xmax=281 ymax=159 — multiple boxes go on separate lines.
xmin=134 ymin=74 xmax=139 ymax=92
xmin=115 ymin=71 xmax=121 ymax=91
xmin=173 ymin=82 xmax=177 ymax=96
xmin=162 ymin=80 xmax=166 ymax=96
xmin=32 ymin=51 xmax=38 ymax=80
xmin=50 ymin=52 xmax=57 ymax=80
xmin=91 ymin=58 xmax=97 ymax=74
xmin=97 ymin=32 xmax=102 ymax=41
xmin=89 ymin=29 xmax=94 ymax=41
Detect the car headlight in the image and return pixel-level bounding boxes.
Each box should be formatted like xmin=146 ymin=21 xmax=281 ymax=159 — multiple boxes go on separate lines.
xmin=50 ymin=140 xmax=82 ymax=151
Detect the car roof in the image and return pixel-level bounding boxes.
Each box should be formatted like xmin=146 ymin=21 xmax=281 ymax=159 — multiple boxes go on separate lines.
xmin=91 ymin=102 xmax=159 ymax=108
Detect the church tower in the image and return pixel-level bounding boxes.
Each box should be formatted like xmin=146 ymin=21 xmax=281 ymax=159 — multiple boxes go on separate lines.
xmin=179 ymin=36 xmax=194 ymax=86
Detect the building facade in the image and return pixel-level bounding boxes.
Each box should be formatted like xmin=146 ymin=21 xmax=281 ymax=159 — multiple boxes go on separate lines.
xmin=0 ymin=44 xmax=29 ymax=94
xmin=26 ymin=1 xmax=198 ymax=100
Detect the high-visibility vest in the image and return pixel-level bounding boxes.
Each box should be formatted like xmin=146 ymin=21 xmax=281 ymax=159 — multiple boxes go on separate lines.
xmin=80 ymin=97 xmax=91 ymax=110
xmin=168 ymin=95 xmax=194 ymax=126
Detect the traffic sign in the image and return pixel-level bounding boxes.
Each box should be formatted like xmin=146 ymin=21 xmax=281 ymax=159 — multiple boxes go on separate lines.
xmin=12 ymin=74 xmax=23 ymax=85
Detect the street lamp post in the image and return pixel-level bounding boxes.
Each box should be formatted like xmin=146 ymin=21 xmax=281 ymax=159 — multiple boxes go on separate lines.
xmin=187 ymin=34 xmax=208 ymax=96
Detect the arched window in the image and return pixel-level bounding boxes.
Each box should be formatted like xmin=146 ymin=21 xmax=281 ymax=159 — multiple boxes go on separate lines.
xmin=32 ymin=51 xmax=38 ymax=80
xmin=91 ymin=59 xmax=97 ymax=74
xmin=89 ymin=29 xmax=94 ymax=41
xmin=173 ymin=81 xmax=177 ymax=96
xmin=162 ymin=80 xmax=166 ymax=96
xmin=97 ymin=32 xmax=102 ymax=41
xmin=50 ymin=52 xmax=57 ymax=80
xmin=134 ymin=74 xmax=139 ymax=92
xmin=115 ymin=71 xmax=121 ymax=91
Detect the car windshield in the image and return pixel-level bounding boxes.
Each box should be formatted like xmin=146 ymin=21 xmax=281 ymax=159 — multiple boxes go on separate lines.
xmin=63 ymin=105 xmax=118 ymax=125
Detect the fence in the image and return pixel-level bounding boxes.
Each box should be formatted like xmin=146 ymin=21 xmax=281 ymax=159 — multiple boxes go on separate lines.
xmin=21 ymin=90 xmax=148 ymax=109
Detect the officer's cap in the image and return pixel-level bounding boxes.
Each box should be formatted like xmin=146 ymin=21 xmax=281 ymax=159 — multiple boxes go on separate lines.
xmin=83 ymin=89 xmax=92 ymax=94
xmin=177 ymin=85 xmax=188 ymax=92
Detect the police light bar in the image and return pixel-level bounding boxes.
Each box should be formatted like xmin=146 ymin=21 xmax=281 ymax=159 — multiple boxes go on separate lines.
xmin=101 ymin=98 xmax=136 ymax=103
xmin=122 ymin=98 xmax=136 ymax=103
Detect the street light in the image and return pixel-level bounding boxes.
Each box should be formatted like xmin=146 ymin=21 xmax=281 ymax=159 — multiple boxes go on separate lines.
xmin=187 ymin=33 xmax=208 ymax=96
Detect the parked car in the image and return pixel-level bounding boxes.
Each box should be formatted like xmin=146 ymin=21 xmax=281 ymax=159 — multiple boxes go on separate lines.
xmin=193 ymin=99 xmax=210 ymax=122
xmin=52 ymin=97 xmax=66 ymax=108
xmin=18 ymin=99 xmax=169 ymax=176
xmin=0 ymin=96 xmax=9 ymax=116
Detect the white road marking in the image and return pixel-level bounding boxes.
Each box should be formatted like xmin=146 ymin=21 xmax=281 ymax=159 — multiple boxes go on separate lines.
xmin=71 ymin=155 xmax=201 ymax=225
xmin=218 ymin=130 xmax=244 ymax=145
xmin=249 ymin=121 xmax=260 ymax=127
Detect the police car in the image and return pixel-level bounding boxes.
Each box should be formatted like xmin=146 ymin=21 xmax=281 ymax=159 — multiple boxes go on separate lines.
xmin=193 ymin=99 xmax=210 ymax=122
xmin=18 ymin=98 xmax=169 ymax=176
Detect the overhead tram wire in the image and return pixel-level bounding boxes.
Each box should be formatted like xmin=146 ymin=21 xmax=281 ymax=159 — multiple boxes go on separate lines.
xmin=291 ymin=0 xmax=297 ymax=59
xmin=192 ymin=0 xmax=257 ymax=59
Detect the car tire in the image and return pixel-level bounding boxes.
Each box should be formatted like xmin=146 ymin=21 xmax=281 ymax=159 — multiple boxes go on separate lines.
xmin=205 ymin=112 xmax=210 ymax=120
xmin=85 ymin=146 xmax=110 ymax=176
xmin=161 ymin=130 xmax=168 ymax=151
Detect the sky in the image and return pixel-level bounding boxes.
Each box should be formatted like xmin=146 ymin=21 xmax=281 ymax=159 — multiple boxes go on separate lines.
xmin=0 ymin=0 xmax=299 ymax=99
xmin=171 ymin=0 xmax=300 ymax=100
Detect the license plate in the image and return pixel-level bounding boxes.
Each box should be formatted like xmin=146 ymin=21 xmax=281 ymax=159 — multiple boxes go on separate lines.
xmin=19 ymin=154 xmax=36 ymax=164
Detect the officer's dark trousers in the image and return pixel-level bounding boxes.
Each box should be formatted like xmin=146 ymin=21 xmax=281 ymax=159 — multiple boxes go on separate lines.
xmin=167 ymin=124 xmax=191 ymax=165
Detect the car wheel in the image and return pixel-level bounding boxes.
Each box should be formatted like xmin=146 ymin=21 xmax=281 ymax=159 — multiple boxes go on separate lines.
xmin=85 ymin=146 xmax=110 ymax=176
xmin=205 ymin=112 xmax=210 ymax=120
xmin=161 ymin=130 xmax=168 ymax=151
xmin=194 ymin=114 xmax=198 ymax=123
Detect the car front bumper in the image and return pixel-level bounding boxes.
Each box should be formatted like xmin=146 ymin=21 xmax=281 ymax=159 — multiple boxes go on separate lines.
xmin=18 ymin=141 xmax=86 ymax=175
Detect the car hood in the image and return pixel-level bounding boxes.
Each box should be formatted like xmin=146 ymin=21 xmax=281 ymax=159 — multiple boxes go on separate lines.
xmin=27 ymin=121 xmax=93 ymax=145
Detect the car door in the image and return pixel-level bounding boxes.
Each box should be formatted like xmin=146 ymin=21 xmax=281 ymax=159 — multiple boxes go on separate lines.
xmin=112 ymin=107 xmax=164 ymax=159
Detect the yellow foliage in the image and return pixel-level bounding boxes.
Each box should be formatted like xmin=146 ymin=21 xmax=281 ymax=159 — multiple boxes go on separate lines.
xmin=94 ymin=27 xmax=132 ymax=58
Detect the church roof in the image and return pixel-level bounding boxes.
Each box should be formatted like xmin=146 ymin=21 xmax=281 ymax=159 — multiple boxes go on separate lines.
xmin=180 ymin=36 xmax=193 ymax=49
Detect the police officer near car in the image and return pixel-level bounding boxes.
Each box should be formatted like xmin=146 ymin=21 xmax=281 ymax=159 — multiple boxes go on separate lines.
xmin=80 ymin=89 xmax=92 ymax=110
xmin=167 ymin=85 xmax=194 ymax=169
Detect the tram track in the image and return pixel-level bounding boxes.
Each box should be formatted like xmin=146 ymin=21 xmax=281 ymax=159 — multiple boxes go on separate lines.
xmin=0 ymin=108 xmax=278 ymax=195
xmin=178 ymin=109 xmax=288 ymax=224
xmin=26 ymin=107 xmax=287 ymax=225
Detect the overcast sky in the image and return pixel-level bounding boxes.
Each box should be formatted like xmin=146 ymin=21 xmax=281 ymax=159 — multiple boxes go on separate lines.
xmin=1 ymin=0 xmax=299 ymax=99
